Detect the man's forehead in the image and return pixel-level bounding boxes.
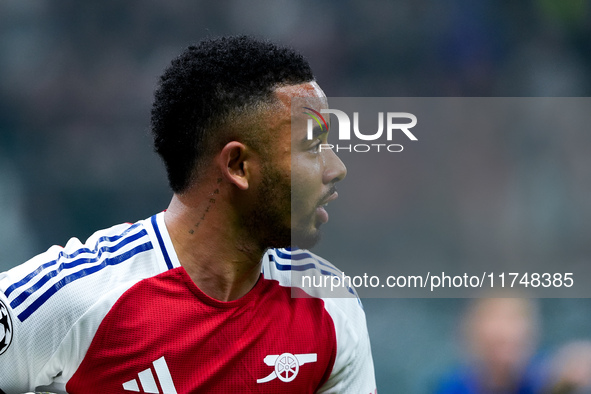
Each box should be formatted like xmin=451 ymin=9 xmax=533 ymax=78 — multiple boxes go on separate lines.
xmin=274 ymin=81 xmax=328 ymax=109
xmin=265 ymin=81 xmax=328 ymax=144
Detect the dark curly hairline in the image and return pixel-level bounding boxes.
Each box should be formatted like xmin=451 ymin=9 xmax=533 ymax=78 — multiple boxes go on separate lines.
xmin=191 ymin=92 xmax=296 ymax=182
xmin=151 ymin=36 xmax=314 ymax=193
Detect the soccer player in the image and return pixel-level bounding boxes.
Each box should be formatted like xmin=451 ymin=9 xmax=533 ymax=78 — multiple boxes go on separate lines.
xmin=0 ymin=36 xmax=376 ymax=393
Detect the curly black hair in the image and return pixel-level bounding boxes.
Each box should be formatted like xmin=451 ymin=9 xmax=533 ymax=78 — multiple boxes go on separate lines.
xmin=151 ymin=35 xmax=314 ymax=193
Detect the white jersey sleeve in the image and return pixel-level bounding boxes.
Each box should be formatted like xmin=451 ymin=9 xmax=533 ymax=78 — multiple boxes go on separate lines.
xmin=0 ymin=218 xmax=172 ymax=393
xmin=317 ymin=297 xmax=376 ymax=393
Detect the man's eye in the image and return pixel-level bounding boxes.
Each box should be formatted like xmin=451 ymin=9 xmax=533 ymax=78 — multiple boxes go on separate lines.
xmin=309 ymin=139 xmax=322 ymax=152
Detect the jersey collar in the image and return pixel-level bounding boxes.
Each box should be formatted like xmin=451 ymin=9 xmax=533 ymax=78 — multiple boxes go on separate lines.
xmin=146 ymin=212 xmax=182 ymax=271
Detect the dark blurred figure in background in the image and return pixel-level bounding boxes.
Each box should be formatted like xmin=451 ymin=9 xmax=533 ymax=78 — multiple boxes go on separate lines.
xmin=436 ymin=298 xmax=547 ymax=394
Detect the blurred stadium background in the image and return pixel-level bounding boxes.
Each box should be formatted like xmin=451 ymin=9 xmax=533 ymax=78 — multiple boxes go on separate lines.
xmin=2 ymin=1 xmax=591 ymax=392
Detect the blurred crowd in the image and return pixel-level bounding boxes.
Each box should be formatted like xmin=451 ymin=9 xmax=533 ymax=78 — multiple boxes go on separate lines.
xmin=436 ymin=297 xmax=591 ymax=394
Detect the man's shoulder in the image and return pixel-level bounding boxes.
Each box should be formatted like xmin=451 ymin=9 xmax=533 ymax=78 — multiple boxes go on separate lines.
xmin=263 ymin=250 xmax=375 ymax=392
xmin=0 ymin=219 xmax=159 ymax=325
xmin=0 ymin=218 xmax=170 ymax=391
xmin=267 ymin=247 xmax=344 ymax=274
xmin=263 ymin=248 xmax=361 ymax=304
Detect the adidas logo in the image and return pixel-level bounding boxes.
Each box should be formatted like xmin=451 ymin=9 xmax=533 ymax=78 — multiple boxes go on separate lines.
xmin=123 ymin=356 xmax=178 ymax=394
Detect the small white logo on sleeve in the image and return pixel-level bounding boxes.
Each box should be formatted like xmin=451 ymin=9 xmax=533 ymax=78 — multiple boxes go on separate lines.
xmin=257 ymin=353 xmax=317 ymax=383
xmin=123 ymin=356 xmax=177 ymax=393
xmin=0 ymin=300 xmax=13 ymax=355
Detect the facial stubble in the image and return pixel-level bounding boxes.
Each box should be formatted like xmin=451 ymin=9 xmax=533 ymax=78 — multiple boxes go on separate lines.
xmin=247 ymin=163 xmax=321 ymax=250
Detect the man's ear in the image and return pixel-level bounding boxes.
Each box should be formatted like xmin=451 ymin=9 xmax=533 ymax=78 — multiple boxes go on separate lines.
xmin=217 ymin=141 xmax=251 ymax=190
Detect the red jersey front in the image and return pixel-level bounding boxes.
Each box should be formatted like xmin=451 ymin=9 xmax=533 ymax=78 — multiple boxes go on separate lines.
xmin=67 ymin=267 xmax=336 ymax=393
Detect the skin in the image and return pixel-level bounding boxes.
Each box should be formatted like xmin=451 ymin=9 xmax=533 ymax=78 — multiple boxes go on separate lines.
xmin=164 ymin=81 xmax=346 ymax=302
xmin=465 ymin=298 xmax=537 ymax=390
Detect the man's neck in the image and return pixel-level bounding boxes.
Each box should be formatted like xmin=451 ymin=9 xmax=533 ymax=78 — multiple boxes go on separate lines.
xmin=164 ymin=191 xmax=265 ymax=302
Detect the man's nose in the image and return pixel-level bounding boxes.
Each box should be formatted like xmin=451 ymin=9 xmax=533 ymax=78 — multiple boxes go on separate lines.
xmin=323 ymin=149 xmax=347 ymax=184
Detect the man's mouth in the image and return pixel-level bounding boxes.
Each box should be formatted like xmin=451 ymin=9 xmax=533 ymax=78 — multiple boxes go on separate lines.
xmin=316 ymin=189 xmax=339 ymax=224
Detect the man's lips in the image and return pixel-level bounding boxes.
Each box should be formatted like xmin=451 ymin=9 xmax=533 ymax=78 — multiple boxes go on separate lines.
xmin=320 ymin=191 xmax=339 ymax=206
xmin=316 ymin=190 xmax=339 ymax=224
xmin=319 ymin=186 xmax=339 ymax=206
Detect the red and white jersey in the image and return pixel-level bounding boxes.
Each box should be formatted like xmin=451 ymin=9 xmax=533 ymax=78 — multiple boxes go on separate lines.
xmin=0 ymin=212 xmax=376 ymax=393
